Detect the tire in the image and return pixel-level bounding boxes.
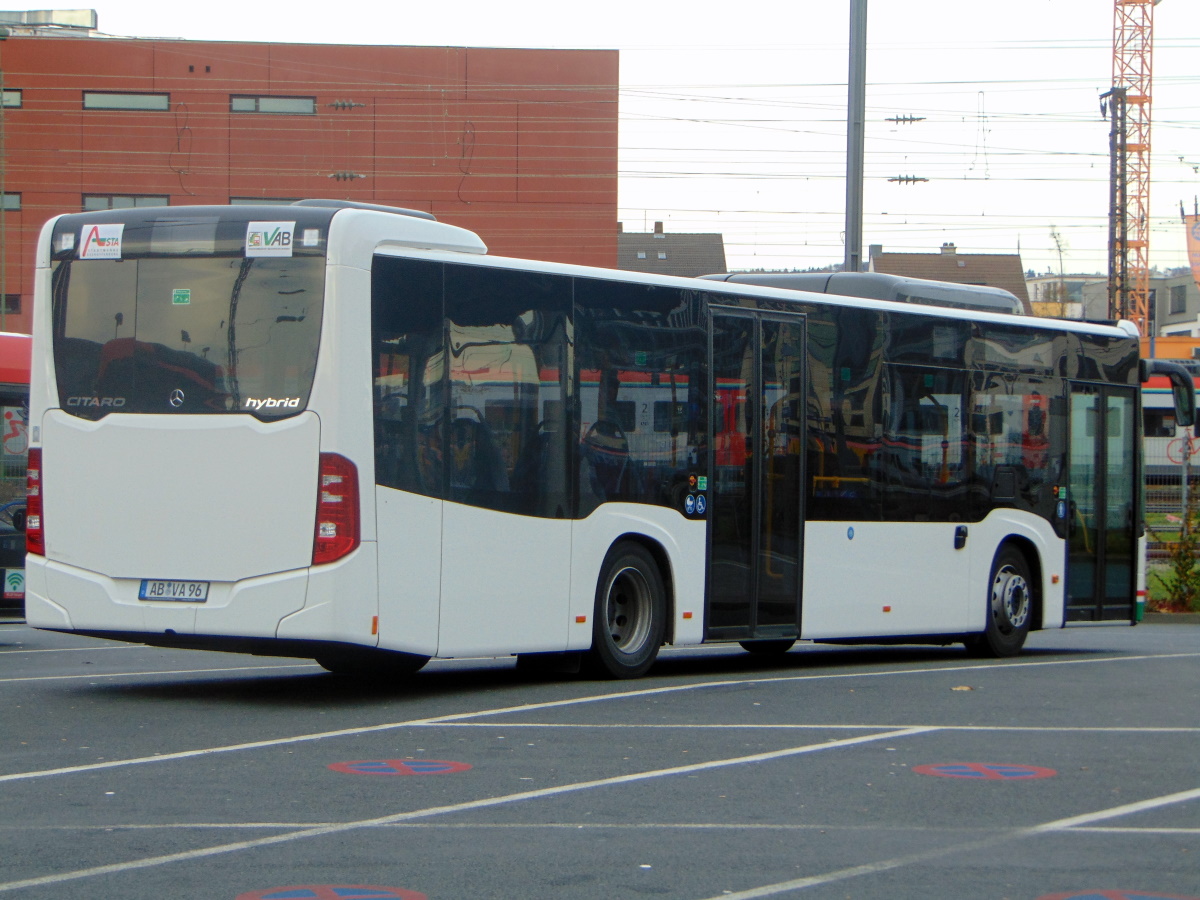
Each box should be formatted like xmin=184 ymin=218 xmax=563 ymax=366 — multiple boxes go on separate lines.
xmin=738 ymin=639 xmax=796 ymax=656
xmin=315 ymin=648 xmax=429 ymax=679
xmin=967 ymin=545 xmax=1033 ymax=658
xmin=586 ymin=542 xmax=666 ymax=679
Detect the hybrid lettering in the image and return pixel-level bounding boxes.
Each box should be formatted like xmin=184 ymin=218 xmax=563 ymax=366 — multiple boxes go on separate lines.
xmin=243 ymin=397 xmax=301 ymax=410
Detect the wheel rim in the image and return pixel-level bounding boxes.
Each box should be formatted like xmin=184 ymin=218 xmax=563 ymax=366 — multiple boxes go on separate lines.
xmin=990 ymin=564 xmax=1030 ymax=635
xmin=605 ymin=565 xmax=652 ymax=654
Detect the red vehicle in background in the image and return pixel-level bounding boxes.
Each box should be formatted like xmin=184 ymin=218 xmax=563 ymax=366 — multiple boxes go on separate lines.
xmin=0 ymin=331 xmax=31 ymax=616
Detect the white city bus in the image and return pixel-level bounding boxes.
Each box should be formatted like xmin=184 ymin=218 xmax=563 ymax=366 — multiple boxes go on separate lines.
xmin=24 ymin=201 xmax=1194 ymax=678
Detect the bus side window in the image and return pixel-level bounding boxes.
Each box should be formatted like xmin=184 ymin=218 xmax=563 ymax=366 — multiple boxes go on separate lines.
xmin=444 ymin=264 xmax=572 ymax=517
xmin=575 ymin=279 xmax=707 ymax=518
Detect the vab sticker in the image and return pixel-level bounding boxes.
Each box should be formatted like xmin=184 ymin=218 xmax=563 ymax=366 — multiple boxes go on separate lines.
xmin=79 ymin=224 xmax=124 ymax=260
xmin=246 ymin=221 xmax=295 ymax=258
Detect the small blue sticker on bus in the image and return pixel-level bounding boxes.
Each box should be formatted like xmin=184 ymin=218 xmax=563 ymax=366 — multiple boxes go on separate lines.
xmin=695 ymin=495 xmax=706 ymax=515
xmin=847 ymin=527 xmax=855 ymax=540
xmin=684 ymin=494 xmax=696 ymax=515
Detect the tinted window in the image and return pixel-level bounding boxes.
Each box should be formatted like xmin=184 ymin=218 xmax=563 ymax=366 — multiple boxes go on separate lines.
xmin=372 ymin=257 xmax=572 ymax=518
xmin=51 ymin=256 xmax=324 ymax=419
xmin=806 ymin=307 xmax=884 ymax=521
xmin=880 ymin=365 xmax=970 ymax=520
xmin=372 ymin=256 xmax=444 ymax=499
xmin=445 ymin=265 xmax=571 ymax=516
xmin=575 ymin=279 xmax=708 ymax=517
xmin=972 ymin=372 xmax=1063 ymax=516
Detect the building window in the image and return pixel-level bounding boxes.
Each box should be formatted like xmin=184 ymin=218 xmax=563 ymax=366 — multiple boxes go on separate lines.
xmin=1 ymin=193 xmax=18 ymax=211
xmin=1 ymin=295 xmax=20 ymax=315
xmin=83 ymin=195 xmax=170 ymax=211
xmin=1170 ymin=284 xmax=1187 ymax=315
xmin=657 ymin=251 xmax=667 ymax=260
xmin=2 ymin=90 xmax=20 ymax=108
xmin=636 ymin=251 xmax=646 ymax=259
xmin=230 ymin=96 xmax=315 ymax=115
xmin=83 ymin=92 xmax=170 ymax=111
xmin=230 ymin=197 xmax=302 ymax=206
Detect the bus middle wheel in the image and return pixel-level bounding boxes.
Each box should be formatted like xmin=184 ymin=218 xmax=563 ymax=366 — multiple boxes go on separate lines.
xmin=586 ymin=541 xmax=666 ymax=679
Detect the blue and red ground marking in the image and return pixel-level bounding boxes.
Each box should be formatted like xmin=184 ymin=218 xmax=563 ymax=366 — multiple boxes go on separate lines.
xmin=913 ymin=762 xmax=1057 ymax=780
xmin=235 ymin=886 xmax=427 ymax=900
xmin=327 ymin=759 xmax=472 ymax=776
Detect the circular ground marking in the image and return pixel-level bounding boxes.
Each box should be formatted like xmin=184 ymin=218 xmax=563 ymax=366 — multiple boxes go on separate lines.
xmin=913 ymin=762 xmax=1057 ymax=780
xmin=236 ymin=887 xmax=427 ymax=900
xmin=1039 ymin=893 xmax=1200 ymax=900
xmin=327 ymin=759 xmax=472 ymax=776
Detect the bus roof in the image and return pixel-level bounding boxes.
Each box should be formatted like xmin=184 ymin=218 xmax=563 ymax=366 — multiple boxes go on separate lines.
xmin=700 ymin=271 xmax=1026 ymax=316
xmin=0 ymin=331 xmax=30 ymax=385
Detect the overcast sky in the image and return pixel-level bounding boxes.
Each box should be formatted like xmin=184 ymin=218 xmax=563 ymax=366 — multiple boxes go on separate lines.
xmin=85 ymin=0 xmax=1200 ymax=275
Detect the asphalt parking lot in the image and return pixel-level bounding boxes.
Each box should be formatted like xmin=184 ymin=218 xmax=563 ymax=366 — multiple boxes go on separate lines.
xmin=1 ymin=617 xmax=1197 ymax=900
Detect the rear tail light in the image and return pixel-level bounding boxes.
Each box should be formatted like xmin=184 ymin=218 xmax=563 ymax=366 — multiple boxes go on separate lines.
xmin=26 ymin=447 xmax=43 ymax=556
xmin=312 ymin=452 xmax=359 ymax=566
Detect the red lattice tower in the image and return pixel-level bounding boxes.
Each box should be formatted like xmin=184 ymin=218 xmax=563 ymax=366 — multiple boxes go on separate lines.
xmin=1112 ymin=0 xmax=1155 ymax=332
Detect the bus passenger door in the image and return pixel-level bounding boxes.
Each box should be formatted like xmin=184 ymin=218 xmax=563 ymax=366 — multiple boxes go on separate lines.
xmin=707 ymin=310 xmax=806 ymax=641
xmin=1066 ymin=384 xmax=1138 ymax=621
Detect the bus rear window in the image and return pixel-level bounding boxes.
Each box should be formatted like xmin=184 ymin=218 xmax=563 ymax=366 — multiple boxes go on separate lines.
xmin=50 ymin=255 xmax=325 ymax=420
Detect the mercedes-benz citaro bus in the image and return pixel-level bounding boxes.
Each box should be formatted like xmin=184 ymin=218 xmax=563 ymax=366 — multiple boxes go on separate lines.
xmin=25 ymin=200 xmax=1195 ymax=680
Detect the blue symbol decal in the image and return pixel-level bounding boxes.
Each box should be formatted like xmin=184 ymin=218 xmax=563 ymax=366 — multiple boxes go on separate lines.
xmin=913 ymin=762 xmax=1056 ymax=780
xmin=237 ymin=887 xmax=427 ymax=900
xmin=847 ymin=527 xmax=855 ymax=540
xmin=328 ymin=759 xmax=472 ymax=776
xmin=684 ymin=494 xmax=696 ymax=515
xmin=695 ymin=495 xmax=706 ymax=515
xmin=1057 ymin=500 xmax=1067 ymax=518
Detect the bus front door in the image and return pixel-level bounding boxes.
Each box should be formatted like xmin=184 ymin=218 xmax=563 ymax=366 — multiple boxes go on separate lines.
xmin=1066 ymin=384 xmax=1138 ymax=621
xmin=707 ymin=311 xmax=806 ymax=641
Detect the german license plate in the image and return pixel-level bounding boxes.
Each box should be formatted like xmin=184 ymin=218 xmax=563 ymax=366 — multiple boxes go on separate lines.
xmin=138 ymin=579 xmax=209 ymax=602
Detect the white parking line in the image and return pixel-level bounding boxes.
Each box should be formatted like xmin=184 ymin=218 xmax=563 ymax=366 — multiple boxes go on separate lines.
xmin=693 ymin=786 xmax=1200 ymax=899
xmin=2 ymin=652 xmax=1196 ymax=783
xmin=0 ymin=645 xmax=151 ymax=655
xmin=0 ymin=664 xmax=315 ymax=683
xmin=0 ymin=727 xmax=933 ymax=894
xmin=429 ymin=722 xmax=1200 ymax=733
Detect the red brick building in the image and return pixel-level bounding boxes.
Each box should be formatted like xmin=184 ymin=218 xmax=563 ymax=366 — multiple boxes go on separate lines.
xmin=0 ymin=33 xmax=619 ymax=333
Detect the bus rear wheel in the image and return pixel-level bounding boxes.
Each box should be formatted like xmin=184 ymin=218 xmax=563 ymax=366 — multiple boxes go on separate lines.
xmin=586 ymin=542 xmax=666 ymax=679
xmin=966 ymin=545 xmax=1032 ymax=658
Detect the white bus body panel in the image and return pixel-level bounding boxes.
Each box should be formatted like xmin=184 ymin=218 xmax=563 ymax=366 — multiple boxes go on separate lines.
xmin=375 ymin=488 xmax=442 ymax=657
xmin=26 ymin=556 xmax=309 ymax=637
xmin=436 ymin=503 xmax=572 ymax=657
xmin=569 ymin=504 xmax=708 ymax=649
xmin=799 ymin=510 xmax=1062 ymax=639
xmin=38 ymin=410 xmax=320 ymax=582
xmin=277 ymin=543 xmax=379 ymax=647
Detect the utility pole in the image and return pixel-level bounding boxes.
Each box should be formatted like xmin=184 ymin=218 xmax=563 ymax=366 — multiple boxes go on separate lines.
xmin=844 ymin=0 xmax=867 ymax=274
xmin=1102 ymin=87 xmax=1129 ymax=322
xmin=1050 ymin=226 xmax=1067 ymax=317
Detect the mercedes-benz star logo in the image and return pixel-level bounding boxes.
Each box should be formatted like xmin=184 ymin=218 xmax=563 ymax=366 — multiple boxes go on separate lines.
xmin=169 ymin=389 xmax=185 ymax=408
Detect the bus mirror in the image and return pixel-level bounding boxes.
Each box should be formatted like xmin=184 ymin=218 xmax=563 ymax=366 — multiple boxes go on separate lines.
xmin=1142 ymin=360 xmax=1196 ymax=429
